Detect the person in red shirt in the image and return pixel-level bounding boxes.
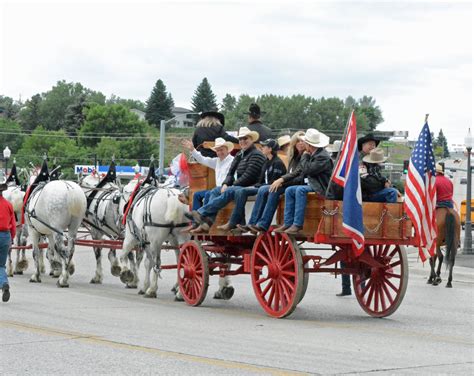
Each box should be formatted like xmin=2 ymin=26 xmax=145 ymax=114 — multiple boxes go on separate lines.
xmin=435 ymin=163 xmax=454 ymax=209
xmin=0 ymin=182 xmax=16 ymax=302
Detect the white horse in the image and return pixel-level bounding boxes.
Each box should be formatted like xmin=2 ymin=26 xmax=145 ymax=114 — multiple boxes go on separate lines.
xmin=80 ymin=174 xmax=123 ymax=284
xmin=25 ymin=180 xmax=87 ymax=287
xmin=4 ymin=184 xmax=28 ymax=276
xmin=117 ymin=180 xmax=189 ymax=299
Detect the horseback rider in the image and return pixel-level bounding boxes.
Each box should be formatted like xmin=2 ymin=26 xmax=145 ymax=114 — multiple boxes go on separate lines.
xmin=435 ymin=163 xmax=454 ymax=209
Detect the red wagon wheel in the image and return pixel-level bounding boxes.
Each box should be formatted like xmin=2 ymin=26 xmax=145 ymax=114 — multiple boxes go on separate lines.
xmin=178 ymin=241 xmax=209 ymax=306
xmin=353 ymin=244 xmax=408 ymax=318
xmin=251 ymin=232 xmax=303 ymax=318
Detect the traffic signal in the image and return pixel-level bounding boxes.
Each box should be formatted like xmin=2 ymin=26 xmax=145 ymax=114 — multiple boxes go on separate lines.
xmin=403 ymin=160 xmax=409 ymax=174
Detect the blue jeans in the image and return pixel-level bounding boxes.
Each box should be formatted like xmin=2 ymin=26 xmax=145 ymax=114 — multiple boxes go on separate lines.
xmin=437 ymin=200 xmax=454 ymax=209
xmin=366 ymin=188 xmax=398 ymax=203
xmin=230 ymin=187 xmax=259 ymax=226
xmin=283 ymin=185 xmax=314 ymax=227
xmin=248 ymin=185 xmax=285 ymax=230
xmin=192 ymin=189 xmax=212 ymax=211
xmin=0 ymin=232 xmax=11 ymax=287
xmin=198 ymin=186 xmax=245 ymax=223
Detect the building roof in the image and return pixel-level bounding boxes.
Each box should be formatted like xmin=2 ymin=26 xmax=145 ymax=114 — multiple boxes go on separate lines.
xmin=172 ymin=106 xmax=192 ymax=113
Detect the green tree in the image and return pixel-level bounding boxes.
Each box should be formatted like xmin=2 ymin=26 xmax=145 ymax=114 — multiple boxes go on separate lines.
xmin=39 ymin=80 xmax=105 ymax=131
xmin=436 ymin=129 xmax=450 ymax=158
xmin=18 ymin=94 xmax=42 ymax=131
xmin=0 ymin=95 xmax=21 ymax=119
xmin=64 ymin=94 xmax=87 ymax=136
xmin=0 ymin=119 xmax=25 ymax=155
xmin=191 ymin=77 xmax=217 ymax=113
xmin=80 ymin=104 xmax=159 ymax=161
xmin=107 ymin=94 xmax=146 ymax=111
xmin=145 ymin=79 xmax=174 ymax=127
xmin=221 ymin=94 xmax=237 ymax=114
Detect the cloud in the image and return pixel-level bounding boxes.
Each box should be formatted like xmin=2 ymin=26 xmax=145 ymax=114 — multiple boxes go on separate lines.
xmin=1 ymin=0 xmax=471 ymax=144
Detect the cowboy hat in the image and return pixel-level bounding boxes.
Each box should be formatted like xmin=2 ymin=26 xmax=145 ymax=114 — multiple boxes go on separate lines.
xmin=357 ymin=133 xmax=380 ymax=152
xmin=362 ymin=147 xmax=388 ymax=164
xmin=210 ymin=137 xmax=234 ymax=152
xmin=237 ymin=127 xmax=259 ymax=142
xmin=277 ymin=134 xmax=291 ymax=148
xmin=326 ymin=140 xmax=342 ymax=154
xmin=435 ymin=163 xmax=444 ymax=174
xmin=300 ymin=128 xmax=330 ymax=148
xmin=243 ymin=103 xmax=266 ymax=117
xmin=200 ymin=111 xmax=225 ymax=126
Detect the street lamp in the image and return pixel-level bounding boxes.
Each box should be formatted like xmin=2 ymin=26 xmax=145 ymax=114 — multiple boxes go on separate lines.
xmin=463 ymin=128 xmax=473 ymax=255
xmin=3 ymin=146 xmax=11 ymax=176
xmin=159 ymin=113 xmax=199 ymax=176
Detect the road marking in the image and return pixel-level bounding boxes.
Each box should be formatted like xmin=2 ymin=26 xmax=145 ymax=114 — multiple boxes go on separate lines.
xmin=1 ymin=320 xmax=309 ymax=376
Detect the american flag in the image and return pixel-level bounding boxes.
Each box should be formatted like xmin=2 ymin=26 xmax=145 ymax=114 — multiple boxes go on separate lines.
xmin=404 ymin=122 xmax=437 ymax=261
xmin=332 ymin=111 xmax=365 ymax=255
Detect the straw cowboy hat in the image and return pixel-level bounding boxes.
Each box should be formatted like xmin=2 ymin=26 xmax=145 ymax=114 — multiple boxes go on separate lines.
xmin=435 ymin=163 xmax=445 ymax=174
xmin=210 ymin=137 xmax=234 ymax=152
xmin=362 ymin=147 xmax=388 ymax=164
xmin=326 ymin=140 xmax=342 ymax=154
xmin=300 ymin=128 xmax=330 ymax=148
xmin=237 ymin=127 xmax=259 ymax=142
xmin=277 ymin=134 xmax=291 ymax=148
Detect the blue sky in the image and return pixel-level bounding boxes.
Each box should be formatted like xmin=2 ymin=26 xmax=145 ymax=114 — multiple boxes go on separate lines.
xmin=1 ymin=0 xmax=472 ymax=145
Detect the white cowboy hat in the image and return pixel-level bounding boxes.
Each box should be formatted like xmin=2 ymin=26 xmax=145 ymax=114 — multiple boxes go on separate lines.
xmin=237 ymin=127 xmax=259 ymax=142
xmin=211 ymin=137 xmax=234 ymax=152
xmin=300 ymin=128 xmax=330 ymax=148
xmin=326 ymin=140 xmax=342 ymax=154
xmin=435 ymin=163 xmax=444 ymax=174
xmin=362 ymin=147 xmax=388 ymax=164
xmin=277 ymin=134 xmax=291 ymax=148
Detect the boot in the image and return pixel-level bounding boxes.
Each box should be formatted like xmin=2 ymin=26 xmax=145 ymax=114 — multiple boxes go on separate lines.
xmin=217 ymin=222 xmax=236 ymax=231
xmin=189 ymin=224 xmax=210 ymax=234
xmin=273 ymin=224 xmax=289 ymax=233
xmin=249 ymin=225 xmax=266 ymax=234
xmin=336 ymin=290 xmax=352 ymax=297
xmin=284 ymin=225 xmax=303 ymax=234
xmin=2 ymin=284 xmax=10 ymax=302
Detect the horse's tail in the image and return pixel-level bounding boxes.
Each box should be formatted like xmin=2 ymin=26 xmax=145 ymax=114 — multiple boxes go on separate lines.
xmin=68 ymin=186 xmax=87 ymax=218
xmin=444 ymin=210 xmax=457 ymax=268
xmin=165 ymin=193 xmax=186 ymax=224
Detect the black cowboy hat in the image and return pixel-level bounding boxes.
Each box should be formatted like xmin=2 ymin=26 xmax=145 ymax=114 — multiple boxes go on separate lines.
xmin=200 ymin=111 xmax=225 ymax=126
xmin=357 ymin=133 xmax=380 ymax=152
xmin=244 ymin=103 xmax=266 ymax=117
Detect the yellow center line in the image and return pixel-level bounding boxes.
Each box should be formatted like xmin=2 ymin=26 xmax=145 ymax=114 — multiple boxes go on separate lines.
xmin=1 ymin=320 xmax=309 ymax=376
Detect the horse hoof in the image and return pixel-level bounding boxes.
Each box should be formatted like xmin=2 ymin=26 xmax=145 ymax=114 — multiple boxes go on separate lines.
xmin=214 ymin=286 xmax=234 ymax=300
xmin=144 ymin=291 xmax=157 ymax=298
xmin=111 ymin=265 xmax=121 ymax=277
xmin=90 ymin=278 xmax=102 ymax=284
xmin=29 ymin=278 xmax=41 ymax=283
xmin=125 ymin=284 xmax=137 ymax=289
xmin=171 ymin=285 xmax=177 ymax=293
xmin=14 ymin=271 xmax=23 ymax=275
xmin=67 ymin=264 xmax=75 ymax=276
xmin=18 ymin=260 xmax=29 ymax=270
xmin=426 ymin=279 xmax=433 ymax=284
xmin=138 ymin=290 xmax=145 ymax=295
xmin=446 ymin=283 xmax=453 ymax=288
xmin=57 ymin=281 xmax=69 ymax=288
xmin=174 ymin=294 xmax=184 ymax=302
xmin=120 ymin=270 xmax=134 ymax=284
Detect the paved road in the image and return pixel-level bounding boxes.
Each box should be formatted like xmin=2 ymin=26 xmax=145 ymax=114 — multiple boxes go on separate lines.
xmin=2 ymin=245 xmax=473 ymax=375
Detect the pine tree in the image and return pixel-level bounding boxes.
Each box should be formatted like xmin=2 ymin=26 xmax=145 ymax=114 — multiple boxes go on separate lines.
xmin=145 ymin=79 xmax=174 ymax=127
xmin=191 ymin=77 xmax=217 ymax=113
xmin=436 ymin=129 xmax=450 ymax=158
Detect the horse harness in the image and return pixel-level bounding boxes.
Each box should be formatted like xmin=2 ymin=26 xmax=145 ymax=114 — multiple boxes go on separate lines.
xmin=25 ymin=181 xmax=76 ymax=236
xmin=125 ymin=185 xmax=188 ymax=247
xmin=83 ymin=188 xmax=122 ymax=239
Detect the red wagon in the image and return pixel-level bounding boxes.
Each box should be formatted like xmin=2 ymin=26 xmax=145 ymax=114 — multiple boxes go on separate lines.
xmin=176 ymin=163 xmax=418 ymax=318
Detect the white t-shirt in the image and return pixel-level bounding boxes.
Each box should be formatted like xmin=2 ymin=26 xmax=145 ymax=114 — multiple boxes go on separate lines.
xmin=191 ymin=150 xmax=234 ymax=186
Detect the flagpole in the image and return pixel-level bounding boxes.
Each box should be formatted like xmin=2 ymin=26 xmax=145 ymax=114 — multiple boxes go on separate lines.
xmin=425 ymin=113 xmax=429 ymax=123
xmin=325 ymin=109 xmax=354 ymax=197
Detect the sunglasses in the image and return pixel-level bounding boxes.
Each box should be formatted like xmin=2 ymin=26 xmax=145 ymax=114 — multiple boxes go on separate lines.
xmin=239 ymin=136 xmax=250 ymax=141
